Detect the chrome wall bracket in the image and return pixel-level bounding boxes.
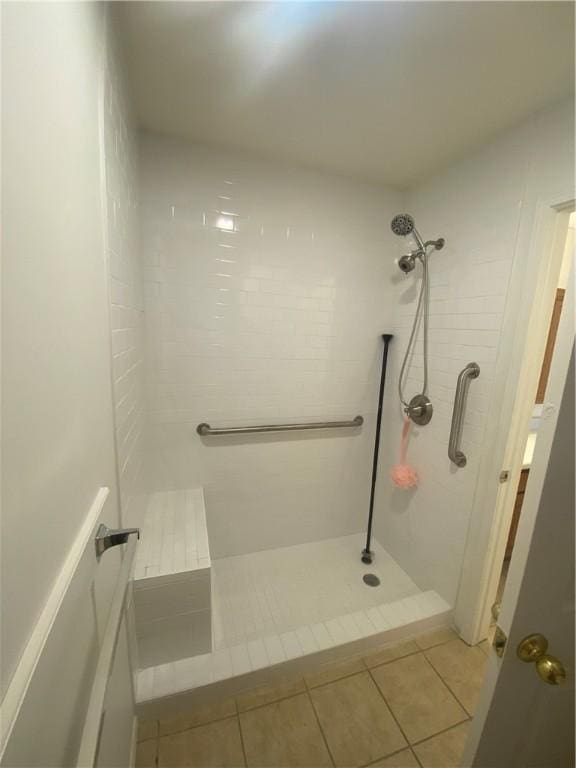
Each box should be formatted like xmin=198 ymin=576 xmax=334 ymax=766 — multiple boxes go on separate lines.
xmin=95 ymin=523 xmax=140 ymax=558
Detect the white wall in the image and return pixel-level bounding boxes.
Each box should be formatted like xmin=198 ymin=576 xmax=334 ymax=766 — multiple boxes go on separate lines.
xmin=139 ymin=134 xmax=403 ymax=557
xmin=1 ymin=1 xmax=121 ymax=696
xmin=373 ymin=99 xmax=575 ymax=608
xmin=1 ymin=4 xmax=137 ymax=764
xmin=103 ymin=20 xmax=146 ymax=529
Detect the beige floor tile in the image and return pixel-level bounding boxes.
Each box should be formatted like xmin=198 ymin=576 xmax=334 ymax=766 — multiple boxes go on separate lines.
xmin=424 ymin=639 xmax=487 ymax=715
xmin=159 ymin=697 xmax=237 ymax=736
xmin=239 ymin=692 xmax=332 ymax=767
xmin=310 ymin=672 xmax=406 ymax=767
xmin=159 ymin=717 xmax=244 ymax=768
xmin=413 ymin=722 xmax=471 ymax=767
xmin=363 ymin=640 xmax=419 ymax=669
xmin=305 ymin=655 xmax=365 ymax=688
xmin=371 ymin=653 xmax=467 ymax=744
xmin=138 ymin=719 xmax=159 ymax=742
xmin=136 ymin=738 xmax=158 ymax=768
xmin=415 ymin=627 xmax=458 ymax=651
xmin=237 ymin=678 xmax=306 ymax=712
xmin=367 ymin=748 xmax=421 ymax=767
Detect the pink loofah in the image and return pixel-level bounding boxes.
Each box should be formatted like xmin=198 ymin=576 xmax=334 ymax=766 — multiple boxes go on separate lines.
xmin=391 ymin=462 xmax=418 ymax=488
xmin=391 ymin=417 xmax=419 ymax=488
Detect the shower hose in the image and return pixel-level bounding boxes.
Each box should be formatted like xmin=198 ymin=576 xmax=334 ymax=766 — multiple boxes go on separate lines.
xmin=398 ymin=251 xmax=430 ymax=411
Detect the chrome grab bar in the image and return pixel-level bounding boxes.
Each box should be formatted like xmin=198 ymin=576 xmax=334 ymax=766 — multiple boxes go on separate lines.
xmin=448 ymin=362 xmax=480 ymax=467
xmin=197 ymin=415 xmax=364 ymax=436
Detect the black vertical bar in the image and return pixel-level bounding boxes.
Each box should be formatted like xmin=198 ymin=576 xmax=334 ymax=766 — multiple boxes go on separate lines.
xmin=362 ymin=333 xmax=393 ymax=564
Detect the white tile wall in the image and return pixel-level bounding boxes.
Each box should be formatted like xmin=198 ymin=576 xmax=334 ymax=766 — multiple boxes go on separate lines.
xmin=374 ymin=100 xmax=575 ymax=607
xmin=103 ymin=28 xmax=146 ymax=528
xmin=139 ymin=134 xmax=403 ymax=557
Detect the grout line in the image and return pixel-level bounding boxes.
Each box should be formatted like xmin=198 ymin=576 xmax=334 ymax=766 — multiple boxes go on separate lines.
xmin=306 ymin=690 xmax=336 ymax=768
xmin=236 ymin=686 xmax=307 ymax=715
xmin=236 ymin=714 xmax=248 ymax=768
xmin=367 ymin=667 xmax=412 ymax=751
xmin=364 ymin=647 xmax=422 ymax=672
xmin=411 ymin=747 xmax=425 ymax=768
xmin=410 ymin=717 xmax=472 ymax=749
xmin=420 ymin=652 xmax=475 ymax=718
xmin=361 ymin=744 xmax=422 ymax=768
xmin=156 ymin=714 xmax=239 ymax=740
xmin=304 ymin=665 xmax=367 ymax=692
xmin=413 ymin=631 xmax=458 ymax=652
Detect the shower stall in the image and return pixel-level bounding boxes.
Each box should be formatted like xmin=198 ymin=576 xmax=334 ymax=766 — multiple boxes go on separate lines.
xmin=116 ymin=120 xmax=568 ymax=716
xmin=129 ymin=138 xmax=457 ymax=710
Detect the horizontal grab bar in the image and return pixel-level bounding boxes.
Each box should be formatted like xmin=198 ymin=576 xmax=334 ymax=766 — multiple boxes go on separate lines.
xmin=448 ymin=362 xmax=480 ymax=467
xmin=197 ymin=416 xmax=364 ymax=436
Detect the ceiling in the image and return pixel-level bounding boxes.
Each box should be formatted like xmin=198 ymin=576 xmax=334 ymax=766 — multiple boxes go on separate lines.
xmin=117 ymin=1 xmax=575 ymax=188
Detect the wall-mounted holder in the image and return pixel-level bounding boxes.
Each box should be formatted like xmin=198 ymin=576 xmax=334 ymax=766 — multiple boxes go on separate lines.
xmin=95 ymin=524 xmax=140 ymax=558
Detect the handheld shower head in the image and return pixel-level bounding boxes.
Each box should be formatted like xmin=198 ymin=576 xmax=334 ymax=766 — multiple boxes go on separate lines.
xmin=390 ymin=214 xmax=415 ymax=237
xmin=397 ymin=253 xmax=417 ymax=274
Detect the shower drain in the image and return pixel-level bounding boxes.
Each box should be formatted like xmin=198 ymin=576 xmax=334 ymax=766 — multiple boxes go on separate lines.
xmin=363 ymin=573 xmax=380 ymax=587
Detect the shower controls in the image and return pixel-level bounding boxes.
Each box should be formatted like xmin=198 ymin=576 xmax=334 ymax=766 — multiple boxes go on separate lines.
xmin=405 ymin=393 xmax=433 ymax=426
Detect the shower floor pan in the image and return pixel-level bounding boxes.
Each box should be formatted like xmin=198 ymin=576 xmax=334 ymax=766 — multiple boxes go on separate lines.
xmin=135 ymin=530 xmax=451 ymax=718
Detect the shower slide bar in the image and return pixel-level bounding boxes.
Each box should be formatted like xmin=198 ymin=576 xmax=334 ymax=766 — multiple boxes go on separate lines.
xmin=448 ymin=362 xmax=480 ymax=467
xmin=197 ymin=415 xmax=363 ymax=436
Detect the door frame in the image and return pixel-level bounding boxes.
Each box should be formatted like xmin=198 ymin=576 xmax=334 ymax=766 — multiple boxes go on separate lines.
xmin=454 ymin=195 xmax=574 ymax=645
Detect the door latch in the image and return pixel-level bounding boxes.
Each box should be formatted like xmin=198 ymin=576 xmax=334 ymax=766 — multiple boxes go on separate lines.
xmin=499 ymin=470 xmax=510 ymax=483
xmin=493 ymin=625 xmax=507 ymax=657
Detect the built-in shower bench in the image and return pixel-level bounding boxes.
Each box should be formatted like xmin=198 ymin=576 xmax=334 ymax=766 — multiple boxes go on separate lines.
xmin=132 ymin=488 xmax=212 ymax=668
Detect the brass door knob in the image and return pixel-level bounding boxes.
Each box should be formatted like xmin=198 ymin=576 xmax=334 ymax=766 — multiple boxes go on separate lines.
xmin=517 ymin=633 xmax=567 ymax=685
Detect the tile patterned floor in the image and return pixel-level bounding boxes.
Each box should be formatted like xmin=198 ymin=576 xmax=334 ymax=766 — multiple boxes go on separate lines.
xmin=211 ymin=534 xmax=420 ymax=650
xmin=136 ymin=628 xmax=489 ymax=768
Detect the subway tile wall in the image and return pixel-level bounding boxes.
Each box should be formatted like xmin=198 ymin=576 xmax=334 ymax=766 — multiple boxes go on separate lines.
xmin=139 ymin=134 xmax=404 ymax=558
xmin=374 ymin=101 xmax=574 ymax=606
xmin=103 ymin=29 xmax=146 ymax=528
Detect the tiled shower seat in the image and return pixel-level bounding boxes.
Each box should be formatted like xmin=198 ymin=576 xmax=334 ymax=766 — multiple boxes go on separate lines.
xmin=133 ymin=489 xmax=212 ymax=668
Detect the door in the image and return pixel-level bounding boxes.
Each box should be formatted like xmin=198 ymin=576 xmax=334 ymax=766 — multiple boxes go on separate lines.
xmin=464 ymin=279 xmax=574 ymax=764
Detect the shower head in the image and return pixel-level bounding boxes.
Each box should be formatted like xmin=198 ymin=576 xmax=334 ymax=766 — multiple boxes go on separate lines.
xmin=390 ymin=214 xmax=415 ymax=238
xmin=391 ymin=212 xmax=444 ymax=275
xmin=398 ymin=253 xmax=417 ymax=274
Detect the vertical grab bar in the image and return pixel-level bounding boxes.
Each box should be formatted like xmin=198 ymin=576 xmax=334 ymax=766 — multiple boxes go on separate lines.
xmin=448 ymin=362 xmax=480 ymax=467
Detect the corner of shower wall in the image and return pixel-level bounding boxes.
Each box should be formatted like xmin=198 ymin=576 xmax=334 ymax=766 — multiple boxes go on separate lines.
xmin=371 ymin=98 xmax=576 ymax=619
xmin=102 ymin=8 xmax=148 ymax=530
